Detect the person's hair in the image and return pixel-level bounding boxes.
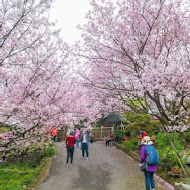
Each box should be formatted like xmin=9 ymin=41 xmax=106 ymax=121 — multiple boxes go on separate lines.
xmin=70 ymin=131 xmax=74 ymax=136
xmin=78 ymin=128 xmax=80 ymax=130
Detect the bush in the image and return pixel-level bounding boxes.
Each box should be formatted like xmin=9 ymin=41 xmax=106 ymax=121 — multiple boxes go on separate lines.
xmin=0 ymin=158 xmax=48 ymax=190
xmin=155 ymin=133 xmax=184 ymax=169
xmin=184 ymin=132 xmax=190 ymax=143
xmin=5 ymin=145 xmax=56 ymax=167
xmin=123 ymin=112 xmax=162 ymax=136
xmin=122 ymin=138 xmax=138 ymax=152
xmin=114 ymin=130 xmax=125 ymax=143
xmin=27 ymin=153 xmax=44 ymax=168
xmin=45 ymin=146 xmax=56 ymax=157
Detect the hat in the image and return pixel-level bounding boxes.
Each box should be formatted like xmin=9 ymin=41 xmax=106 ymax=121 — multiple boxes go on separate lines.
xmin=141 ymin=136 xmax=153 ymax=145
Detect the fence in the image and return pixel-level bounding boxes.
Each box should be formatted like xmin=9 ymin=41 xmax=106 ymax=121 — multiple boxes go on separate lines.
xmin=57 ymin=129 xmax=67 ymax=142
xmin=92 ymin=127 xmax=113 ymax=141
xmin=57 ymin=127 xmax=114 ymax=142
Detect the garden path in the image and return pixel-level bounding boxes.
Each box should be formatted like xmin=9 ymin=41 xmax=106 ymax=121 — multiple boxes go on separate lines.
xmin=35 ymin=142 xmax=173 ymax=190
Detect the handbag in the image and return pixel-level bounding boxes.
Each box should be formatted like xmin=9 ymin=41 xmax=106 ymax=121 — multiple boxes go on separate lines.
xmin=140 ymin=162 xmax=148 ymax=171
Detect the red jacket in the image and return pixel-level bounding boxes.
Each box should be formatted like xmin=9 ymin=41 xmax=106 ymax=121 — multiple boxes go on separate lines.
xmin=51 ymin=127 xmax=58 ymax=136
xmin=66 ymin=136 xmax=76 ymax=147
xmin=109 ymin=134 xmax=114 ymax=140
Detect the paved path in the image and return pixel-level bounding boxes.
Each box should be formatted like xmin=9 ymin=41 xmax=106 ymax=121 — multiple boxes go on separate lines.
xmin=35 ymin=142 xmax=172 ymax=190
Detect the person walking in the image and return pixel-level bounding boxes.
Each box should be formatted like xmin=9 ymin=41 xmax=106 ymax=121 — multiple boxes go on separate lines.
xmin=141 ymin=136 xmax=159 ymax=190
xmin=81 ymin=129 xmax=89 ymax=159
xmin=51 ymin=127 xmax=58 ymax=142
xmin=75 ymin=128 xmax=81 ymax=148
xmin=65 ymin=131 xmax=76 ymax=166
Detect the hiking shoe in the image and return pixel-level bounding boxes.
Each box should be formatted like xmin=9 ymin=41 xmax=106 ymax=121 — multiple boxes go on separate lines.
xmin=87 ymin=157 xmax=89 ymax=160
xmin=66 ymin=164 xmax=69 ymax=167
xmin=70 ymin=164 xmax=74 ymax=167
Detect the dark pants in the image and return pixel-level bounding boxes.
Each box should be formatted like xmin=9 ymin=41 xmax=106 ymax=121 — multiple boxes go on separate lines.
xmin=66 ymin=146 xmax=74 ymax=164
xmin=81 ymin=143 xmax=89 ymax=157
xmin=105 ymin=140 xmax=111 ymax=146
xmin=53 ymin=136 xmax=56 ymax=142
xmin=144 ymin=171 xmax=155 ymax=190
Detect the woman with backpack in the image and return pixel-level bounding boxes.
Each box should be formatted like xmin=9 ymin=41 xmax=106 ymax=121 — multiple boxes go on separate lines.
xmin=141 ymin=136 xmax=159 ymax=190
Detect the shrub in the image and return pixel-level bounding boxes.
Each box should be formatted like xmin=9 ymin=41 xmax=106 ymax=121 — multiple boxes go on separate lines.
xmin=184 ymin=132 xmax=190 ymax=143
xmin=122 ymin=138 xmax=138 ymax=152
xmin=45 ymin=146 xmax=56 ymax=157
xmin=155 ymin=133 xmax=184 ymax=169
xmin=114 ymin=130 xmax=125 ymax=143
xmin=123 ymin=112 xmax=162 ymax=136
xmin=0 ymin=158 xmax=48 ymax=190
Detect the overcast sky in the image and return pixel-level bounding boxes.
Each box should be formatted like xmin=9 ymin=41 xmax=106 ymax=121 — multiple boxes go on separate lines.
xmin=50 ymin=0 xmax=91 ymax=44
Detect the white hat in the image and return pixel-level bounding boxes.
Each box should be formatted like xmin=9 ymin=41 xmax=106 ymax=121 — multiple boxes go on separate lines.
xmin=141 ymin=136 xmax=153 ymax=145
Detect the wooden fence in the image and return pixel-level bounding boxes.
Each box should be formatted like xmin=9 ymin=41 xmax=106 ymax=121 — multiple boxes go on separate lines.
xmin=92 ymin=127 xmax=113 ymax=141
xmin=57 ymin=127 xmax=114 ymax=142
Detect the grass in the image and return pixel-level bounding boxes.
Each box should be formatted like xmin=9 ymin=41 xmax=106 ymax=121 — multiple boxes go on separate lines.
xmin=0 ymin=160 xmax=47 ymax=190
xmin=0 ymin=146 xmax=56 ymax=190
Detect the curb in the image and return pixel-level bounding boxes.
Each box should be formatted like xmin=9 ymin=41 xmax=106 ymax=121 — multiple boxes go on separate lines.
xmin=26 ymin=156 xmax=53 ymax=190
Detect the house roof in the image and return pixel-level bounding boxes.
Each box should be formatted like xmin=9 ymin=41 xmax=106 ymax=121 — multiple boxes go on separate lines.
xmin=105 ymin=114 xmax=124 ymax=123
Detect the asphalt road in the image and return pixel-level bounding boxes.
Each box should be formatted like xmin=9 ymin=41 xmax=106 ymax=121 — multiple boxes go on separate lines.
xmin=35 ymin=142 xmax=173 ymax=190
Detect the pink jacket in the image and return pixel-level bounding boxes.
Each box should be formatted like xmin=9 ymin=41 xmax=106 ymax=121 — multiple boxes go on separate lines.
xmin=75 ymin=129 xmax=80 ymax=139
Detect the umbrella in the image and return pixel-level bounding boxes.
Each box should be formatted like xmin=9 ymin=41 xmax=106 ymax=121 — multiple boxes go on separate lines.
xmin=105 ymin=114 xmax=124 ymax=123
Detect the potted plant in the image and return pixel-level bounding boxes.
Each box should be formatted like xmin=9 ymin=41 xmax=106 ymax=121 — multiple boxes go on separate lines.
xmin=171 ymin=165 xmax=180 ymax=174
xmin=124 ymin=131 xmax=131 ymax=141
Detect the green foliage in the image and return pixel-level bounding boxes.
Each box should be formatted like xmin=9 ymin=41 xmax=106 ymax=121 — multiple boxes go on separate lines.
xmin=0 ymin=158 xmax=47 ymax=190
xmin=0 ymin=123 xmax=14 ymax=133
xmin=0 ymin=127 xmax=9 ymax=133
xmin=122 ymin=138 xmax=138 ymax=152
xmin=155 ymin=133 xmax=184 ymax=169
xmin=126 ymin=99 xmax=146 ymax=110
xmin=124 ymin=112 xmax=151 ymax=124
xmin=0 ymin=144 xmax=55 ymax=189
xmin=150 ymin=120 xmax=162 ymax=135
xmin=184 ymin=132 xmax=190 ymax=143
xmin=45 ymin=146 xmax=56 ymax=157
xmin=114 ymin=130 xmax=125 ymax=143
xmin=125 ymin=130 xmax=131 ymax=137
xmin=123 ymin=112 xmax=162 ymax=136
xmin=27 ymin=152 xmax=44 ymax=168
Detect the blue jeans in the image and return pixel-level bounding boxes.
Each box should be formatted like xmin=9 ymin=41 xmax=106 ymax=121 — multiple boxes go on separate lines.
xmin=81 ymin=143 xmax=89 ymax=157
xmin=66 ymin=146 xmax=74 ymax=164
xmin=144 ymin=171 xmax=155 ymax=190
xmin=76 ymin=138 xmax=79 ymax=147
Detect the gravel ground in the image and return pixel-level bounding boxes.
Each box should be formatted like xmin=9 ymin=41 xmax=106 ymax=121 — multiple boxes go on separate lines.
xmin=35 ymin=142 xmax=173 ymax=190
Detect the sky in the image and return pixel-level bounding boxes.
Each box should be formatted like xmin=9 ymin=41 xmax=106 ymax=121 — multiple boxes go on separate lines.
xmin=50 ymin=0 xmax=92 ymax=44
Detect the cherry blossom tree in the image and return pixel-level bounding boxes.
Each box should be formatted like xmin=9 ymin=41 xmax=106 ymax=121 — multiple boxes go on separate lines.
xmin=0 ymin=0 xmax=91 ymax=156
xmin=76 ymin=0 xmax=190 ymax=134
